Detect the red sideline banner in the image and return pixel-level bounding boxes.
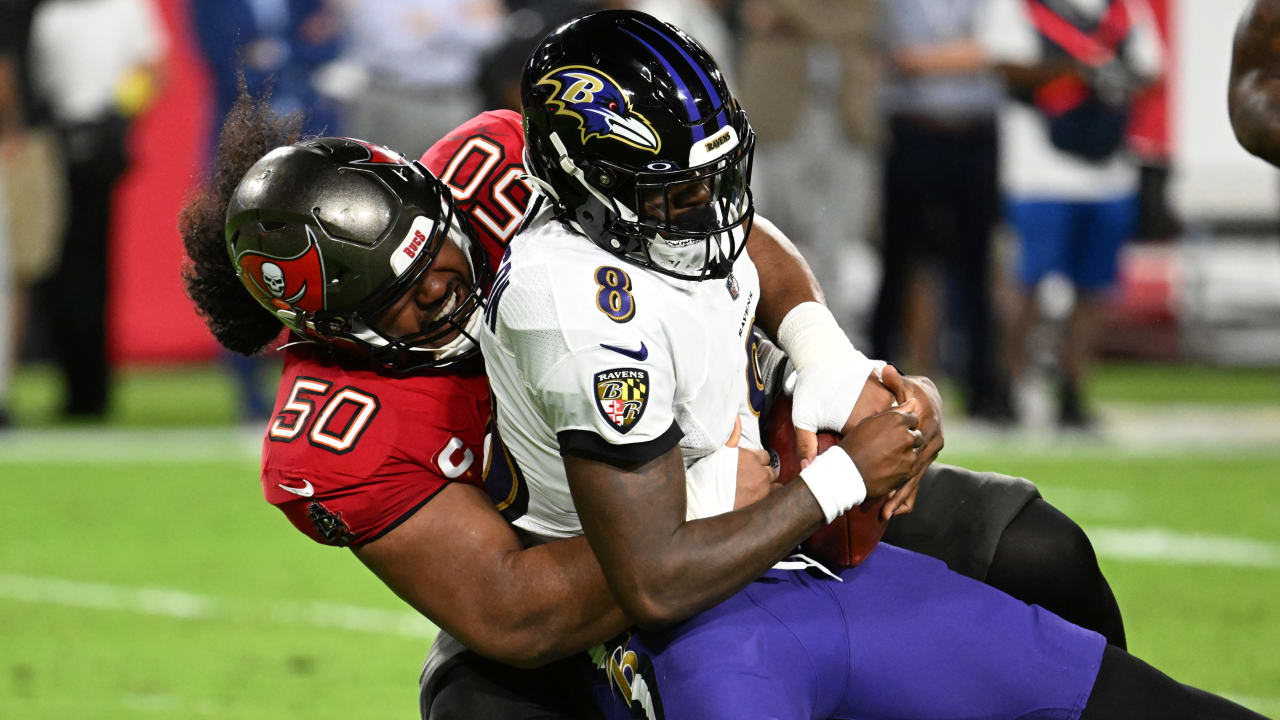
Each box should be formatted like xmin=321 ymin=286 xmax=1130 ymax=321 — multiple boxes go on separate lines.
xmin=109 ymin=0 xmax=218 ymax=364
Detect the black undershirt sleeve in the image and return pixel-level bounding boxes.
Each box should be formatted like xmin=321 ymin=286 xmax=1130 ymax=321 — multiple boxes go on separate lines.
xmin=557 ymin=421 xmax=683 ymax=469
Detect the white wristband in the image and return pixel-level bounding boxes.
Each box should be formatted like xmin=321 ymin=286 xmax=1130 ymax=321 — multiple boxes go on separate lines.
xmin=799 ymin=445 xmax=867 ymax=524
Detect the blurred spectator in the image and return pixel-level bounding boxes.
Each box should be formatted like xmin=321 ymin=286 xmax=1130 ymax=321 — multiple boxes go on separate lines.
xmin=476 ymin=34 xmax=538 ymax=113
xmin=981 ymin=0 xmax=1162 ymax=428
xmin=0 ymin=0 xmax=66 ymax=429
xmin=190 ymin=0 xmax=344 ymax=421
xmin=336 ymin=0 xmax=504 ymax=160
xmin=476 ymin=1 xmax=602 ymax=114
xmin=28 ymin=0 xmax=167 ymax=418
xmin=735 ymin=0 xmax=880 ymax=331
xmin=632 ymin=0 xmax=733 ymax=77
xmin=191 ymin=0 xmax=344 ymax=157
xmin=871 ymin=0 xmax=1010 ymax=421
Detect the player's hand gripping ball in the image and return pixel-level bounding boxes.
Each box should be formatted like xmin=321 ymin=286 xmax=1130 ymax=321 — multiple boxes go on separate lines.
xmin=764 ymin=394 xmax=888 ymax=568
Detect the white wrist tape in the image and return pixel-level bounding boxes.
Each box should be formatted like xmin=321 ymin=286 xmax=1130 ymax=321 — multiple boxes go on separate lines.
xmin=799 ymin=445 xmax=867 ymax=524
xmin=776 ymin=302 xmax=888 ymax=428
xmin=776 ymin=302 xmax=857 ymax=372
xmin=776 ymin=302 xmax=887 ymax=380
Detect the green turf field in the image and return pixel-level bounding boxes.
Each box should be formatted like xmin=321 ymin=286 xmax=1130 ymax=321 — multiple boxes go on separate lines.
xmin=2 ymin=363 xmax=1279 ymax=718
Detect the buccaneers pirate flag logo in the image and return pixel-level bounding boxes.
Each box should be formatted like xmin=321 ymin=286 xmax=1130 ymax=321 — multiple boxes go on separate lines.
xmin=594 ymin=368 xmax=649 ymax=434
xmin=236 ymin=229 xmax=327 ymax=314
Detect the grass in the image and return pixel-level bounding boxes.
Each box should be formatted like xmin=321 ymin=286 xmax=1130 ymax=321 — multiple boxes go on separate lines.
xmin=6 ymin=361 xmax=280 ymax=428
xmin=7 ymin=360 xmax=1278 ymax=429
xmin=1 ymin=460 xmax=430 ymax=720
xmin=2 ymin=361 xmax=1279 ymax=717
xmin=945 ymin=450 xmax=1280 ymax=699
xmin=1088 ymin=363 xmax=1280 ymax=406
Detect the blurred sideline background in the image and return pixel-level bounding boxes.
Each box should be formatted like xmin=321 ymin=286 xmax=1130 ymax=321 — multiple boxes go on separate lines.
xmin=1 ymin=0 xmax=1278 ymax=718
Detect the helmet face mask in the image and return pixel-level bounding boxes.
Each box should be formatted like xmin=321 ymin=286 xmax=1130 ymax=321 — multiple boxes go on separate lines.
xmin=522 ymin=10 xmax=756 ymax=281
xmin=355 ymin=204 xmax=488 ymax=370
xmin=608 ymin=136 xmax=754 ymax=279
xmin=226 ymin=137 xmax=492 ymax=373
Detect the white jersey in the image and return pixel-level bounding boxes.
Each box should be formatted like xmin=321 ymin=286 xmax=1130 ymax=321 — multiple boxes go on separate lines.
xmin=479 ymin=206 xmax=766 ymax=541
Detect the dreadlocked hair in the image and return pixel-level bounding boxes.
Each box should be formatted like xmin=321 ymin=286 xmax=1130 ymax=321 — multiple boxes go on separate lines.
xmin=179 ymin=88 xmax=305 ymax=355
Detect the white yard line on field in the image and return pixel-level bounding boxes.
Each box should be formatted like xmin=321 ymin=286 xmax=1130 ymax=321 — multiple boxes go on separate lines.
xmin=3 ymin=404 xmax=1279 ymax=464
xmin=5 ymin=522 xmax=1278 ymax=637
xmin=1226 ymin=695 xmax=1280 ymax=717
xmin=1090 ymin=527 xmax=1280 ymax=569
xmin=0 ymin=427 xmax=264 ymax=463
xmin=4 ymin=545 xmax=1279 ymax=713
xmin=0 ymin=572 xmax=435 ymax=638
xmin=947 ymin=404 xmax=1280 ymax=458
xmin=122 ymin=693 xmax=221 ymax=717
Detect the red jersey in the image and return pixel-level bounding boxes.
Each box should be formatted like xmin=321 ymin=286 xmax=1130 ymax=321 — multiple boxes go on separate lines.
xmin=424 ymin=110 xmax=533 ymax=251
xmin=262 ymin=110 xmax=533 ymax=546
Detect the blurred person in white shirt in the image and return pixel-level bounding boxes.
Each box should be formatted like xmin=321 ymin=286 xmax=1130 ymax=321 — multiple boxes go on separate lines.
xmin=980 ymin=0 xmax=1162 ymax=428
xmin=28 ymin=0 xmax=167 ymax=417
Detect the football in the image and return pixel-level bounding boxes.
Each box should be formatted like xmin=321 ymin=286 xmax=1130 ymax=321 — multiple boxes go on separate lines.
xmin=762 ymin=395 xmax=889 ymax=568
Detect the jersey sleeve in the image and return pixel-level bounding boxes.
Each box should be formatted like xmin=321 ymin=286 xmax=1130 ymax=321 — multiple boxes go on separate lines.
xmin=267 ymin=465 xmax=450 ymax=548
xmin=420 ymin=110 xmax=533 ymax=270
xmin=262 ymin=349 xmax=487 ymax=547
xmin=495 ymin=258 xmax=682 ymax=467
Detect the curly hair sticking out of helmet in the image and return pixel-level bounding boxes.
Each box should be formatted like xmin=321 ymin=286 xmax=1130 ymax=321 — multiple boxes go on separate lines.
xmin=181 ymin=88 xmax=492 ymax=373
xmin=181 ymin=88 xmax=303 ymax=356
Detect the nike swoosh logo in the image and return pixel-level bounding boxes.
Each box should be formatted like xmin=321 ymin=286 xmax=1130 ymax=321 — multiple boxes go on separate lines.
xmin=600 ymin=342 xmax=648 ymax=361
xmin=277 ymin=479 xmax=315 ymax=498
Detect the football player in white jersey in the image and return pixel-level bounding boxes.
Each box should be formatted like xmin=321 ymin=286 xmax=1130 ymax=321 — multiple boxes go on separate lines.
xmin=476 ymin=10 xmax=1266 ymax=720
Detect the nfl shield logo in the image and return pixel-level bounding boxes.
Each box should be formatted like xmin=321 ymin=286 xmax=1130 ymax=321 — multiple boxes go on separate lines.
xmin=594 ymin=368 xmax=650 ymax=434
xmin=725 ymin=273 xmax=739 ymax=299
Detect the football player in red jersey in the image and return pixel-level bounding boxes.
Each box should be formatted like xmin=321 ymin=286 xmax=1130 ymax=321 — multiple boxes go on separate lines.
xmin=183 ymin=91 xmax=1150 ymax=719
xmin=182 ymin=94 xmax=628 ymax=718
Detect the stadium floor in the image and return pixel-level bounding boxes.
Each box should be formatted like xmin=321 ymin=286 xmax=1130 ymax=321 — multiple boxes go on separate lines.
xmin=2 ymin=363 xmax=1278 ymax=718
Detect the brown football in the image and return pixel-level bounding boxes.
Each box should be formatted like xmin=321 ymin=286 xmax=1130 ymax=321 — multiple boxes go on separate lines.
xmin=762 ymin=394 xmax=888 ymax=568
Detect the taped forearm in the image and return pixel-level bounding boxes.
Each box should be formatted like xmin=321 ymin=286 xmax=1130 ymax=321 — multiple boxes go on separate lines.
xmin=776 ymin=302 xmax=885 ymax=427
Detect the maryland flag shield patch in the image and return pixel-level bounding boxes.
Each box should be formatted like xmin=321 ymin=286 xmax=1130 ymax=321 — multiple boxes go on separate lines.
xmin=594 ymin=368 xmax=649 ymax=434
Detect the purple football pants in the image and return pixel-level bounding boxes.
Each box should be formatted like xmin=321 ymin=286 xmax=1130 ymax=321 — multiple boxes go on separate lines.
xmin=595 ymin=543 xmax=1105 ymax=720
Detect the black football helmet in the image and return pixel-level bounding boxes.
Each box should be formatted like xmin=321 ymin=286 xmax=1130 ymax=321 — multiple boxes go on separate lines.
xmin=225 ymin=137 xmax=492 ymax=372
xmin=521 ymin=9 xmax=754 ymax=281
